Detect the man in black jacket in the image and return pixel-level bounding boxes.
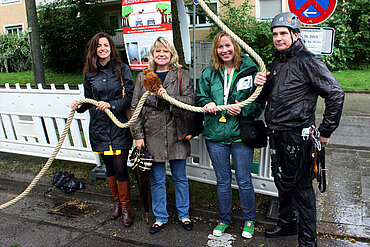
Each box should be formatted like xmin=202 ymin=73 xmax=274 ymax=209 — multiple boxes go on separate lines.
xmin=254 ymin=13 xmax=344 ymax=247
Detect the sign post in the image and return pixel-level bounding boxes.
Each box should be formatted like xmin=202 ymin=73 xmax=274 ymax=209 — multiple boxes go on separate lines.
xmin=288 ymin=0 xmax=337 ymax=25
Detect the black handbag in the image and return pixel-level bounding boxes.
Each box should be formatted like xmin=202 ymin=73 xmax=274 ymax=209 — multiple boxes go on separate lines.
xmin=239 ymin=120 xmax=268 ymax=148
xmin=172 ymin=68 xmax=203 ymax=140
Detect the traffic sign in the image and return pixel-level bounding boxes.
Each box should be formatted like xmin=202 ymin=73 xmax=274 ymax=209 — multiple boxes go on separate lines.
xmin=288 ymin=0 xmax=337 ymax=25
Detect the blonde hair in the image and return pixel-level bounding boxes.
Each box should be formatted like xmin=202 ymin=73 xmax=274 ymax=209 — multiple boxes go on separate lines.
xmin=148 ymin=37 xmax=181 ymax=70
xmin=211 ymin=31 xmax=242 ymax=71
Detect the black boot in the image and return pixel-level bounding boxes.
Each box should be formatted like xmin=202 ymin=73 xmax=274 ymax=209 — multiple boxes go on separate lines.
xmin=265 ymin=224 xmax=298 ymax=238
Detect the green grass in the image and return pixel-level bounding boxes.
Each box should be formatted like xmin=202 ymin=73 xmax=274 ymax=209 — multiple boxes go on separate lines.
xmin=332 ymin=70 xmax=370 ymax=90
xmin=0 ymin=70 xmax=84 ymax=85
xmin=1 ymin=69 xmax=368 ymax=90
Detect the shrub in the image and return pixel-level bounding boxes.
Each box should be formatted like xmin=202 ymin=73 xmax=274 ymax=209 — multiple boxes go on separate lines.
xmin=319 ymin=0 xmax=369 ymax=70
xmin=0 ymin=33 xmax=31 ymax=72
xmin=38 ymin=0 xmax=115 ymax=73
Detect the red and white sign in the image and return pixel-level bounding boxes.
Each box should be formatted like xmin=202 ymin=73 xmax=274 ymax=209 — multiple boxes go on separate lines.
xmin=122 ymin=0 xmax=173 ymax=70
xmin=288 ymin=0 xmax=337 ymax=25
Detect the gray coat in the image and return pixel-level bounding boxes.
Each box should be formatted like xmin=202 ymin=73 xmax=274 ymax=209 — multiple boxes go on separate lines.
xmin=131 ymin=67 xmax=194 ymax=162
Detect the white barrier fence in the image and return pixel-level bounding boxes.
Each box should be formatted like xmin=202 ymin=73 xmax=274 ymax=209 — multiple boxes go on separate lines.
xmin=0 ymin=83 xmax=277 ymax=197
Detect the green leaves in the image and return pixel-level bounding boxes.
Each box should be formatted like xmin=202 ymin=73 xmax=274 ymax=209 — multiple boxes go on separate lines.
xmin=37 ymin=0 xmax=115 ymax=73
xmin=0 ymin=33 xmax=31 ymax=73
xmin=208 ymin=1 xmax=274 ymax=66
xmin=320 ymin=0 xmax=369 ymax=70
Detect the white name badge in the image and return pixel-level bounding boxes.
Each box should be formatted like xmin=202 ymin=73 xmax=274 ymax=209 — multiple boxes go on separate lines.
xmin=237 ymin=76 xmax=253 ymax=91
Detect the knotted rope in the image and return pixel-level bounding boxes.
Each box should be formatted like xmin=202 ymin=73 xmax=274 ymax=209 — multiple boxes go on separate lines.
xmin=0 ymin=1 xmax=266 ymax=210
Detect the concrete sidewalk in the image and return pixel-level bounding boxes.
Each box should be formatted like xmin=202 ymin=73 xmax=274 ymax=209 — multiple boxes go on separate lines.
xmin=0 ymin=92 xmax=369 ymax=246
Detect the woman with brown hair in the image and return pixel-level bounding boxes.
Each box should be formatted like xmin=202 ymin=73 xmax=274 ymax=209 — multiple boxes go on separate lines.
xmin=196 ymin=31 xmax=265 ymax=239
xmin=71 ymin=32 xmax=134 ymax=227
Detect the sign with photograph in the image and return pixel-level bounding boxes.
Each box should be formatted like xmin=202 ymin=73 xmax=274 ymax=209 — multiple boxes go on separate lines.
xmin=122 ymin=0 xmax=173 ymax=70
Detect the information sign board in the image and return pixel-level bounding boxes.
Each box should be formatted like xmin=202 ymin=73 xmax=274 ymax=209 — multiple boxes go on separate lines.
xmin=301 ymin=27 xmax=335 ymax=55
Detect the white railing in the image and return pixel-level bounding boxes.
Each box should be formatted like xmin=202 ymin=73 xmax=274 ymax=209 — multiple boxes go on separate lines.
xmin=0 ymin=83 xmax=277 ymax=197
xmin=0 ymin=83 xmax=101 ymax=165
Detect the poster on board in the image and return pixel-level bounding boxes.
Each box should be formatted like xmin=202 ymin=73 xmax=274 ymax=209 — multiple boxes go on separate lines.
xmin=122 ymin=0 xmax=173 ymax=70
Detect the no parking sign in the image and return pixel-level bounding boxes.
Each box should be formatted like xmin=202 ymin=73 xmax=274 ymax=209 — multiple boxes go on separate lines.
xmin=288 ymin=0 xmax=337 ymax=25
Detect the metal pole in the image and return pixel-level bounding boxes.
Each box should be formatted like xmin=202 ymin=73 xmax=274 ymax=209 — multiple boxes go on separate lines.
xmin=192 ymin=3 xmax=197 ymax=88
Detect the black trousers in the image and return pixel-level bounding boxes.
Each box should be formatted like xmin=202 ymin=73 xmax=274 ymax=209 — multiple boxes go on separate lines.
xmin=269 ymin=130 xmax=317 ymax=247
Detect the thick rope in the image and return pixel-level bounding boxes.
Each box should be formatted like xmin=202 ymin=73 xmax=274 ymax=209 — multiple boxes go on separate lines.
xmin=0 ymin=1 xmax=267 ymax=210
xmin=0 ymin=91 xmax=150 ymax=210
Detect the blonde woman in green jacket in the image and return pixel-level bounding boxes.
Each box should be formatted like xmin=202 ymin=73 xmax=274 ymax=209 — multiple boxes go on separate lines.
xmin=195 ymin=31 xmax=265 ymax=239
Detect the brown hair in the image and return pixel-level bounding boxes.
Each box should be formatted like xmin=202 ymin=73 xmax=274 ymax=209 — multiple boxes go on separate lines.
xmin=83 ymin=32 xmax=122 ymax=77
xmin=148 ymin=37 xmax=181 ymax=70
xmin=210 ymin=31 xmax=242 ymax=71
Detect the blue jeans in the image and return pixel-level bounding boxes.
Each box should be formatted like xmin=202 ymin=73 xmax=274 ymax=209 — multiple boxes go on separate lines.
xmin=205 ymin=140 xmax=255 ymax=224
xmin=150 ymin=159 xmax=190 ymax=224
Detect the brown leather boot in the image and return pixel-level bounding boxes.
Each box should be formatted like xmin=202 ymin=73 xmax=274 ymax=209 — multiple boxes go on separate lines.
xmin=117 ymin=181 xmax=133 ymax=227
xmin=107 ymin=176 xmax=121 ymax=220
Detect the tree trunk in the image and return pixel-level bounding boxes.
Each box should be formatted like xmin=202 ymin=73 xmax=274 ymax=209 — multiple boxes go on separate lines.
xmin=171 ymin=0 xmax=185 ymax=67
xmin=25 ymin=0 xmax=46 ymax=88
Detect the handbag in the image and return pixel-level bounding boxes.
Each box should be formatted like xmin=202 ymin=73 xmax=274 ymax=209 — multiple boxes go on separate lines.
xmin=239 ymin=120 xmax=268 ymax=148
xmin=129 ymin=147 xmax=154 ymax=171
xmin=172 ymin=68 xmax=204 ymax=140
xmin=120 ymin=75 xmax=132 ymax=120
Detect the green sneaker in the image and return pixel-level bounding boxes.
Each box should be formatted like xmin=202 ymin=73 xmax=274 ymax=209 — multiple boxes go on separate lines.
xmin=242 ymin=221 xmax=254 ymax=239
xmin=212 ymin=223 xmax=229 ymax=236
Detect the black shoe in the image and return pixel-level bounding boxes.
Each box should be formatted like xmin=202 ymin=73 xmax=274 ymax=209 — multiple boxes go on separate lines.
xmin=265 ymin=225 xmax=298 ymax=238
xmin=149 ymin=222 xmax=165 ymax=234
xmin=181 ymin=219 xmax=193 ymax=231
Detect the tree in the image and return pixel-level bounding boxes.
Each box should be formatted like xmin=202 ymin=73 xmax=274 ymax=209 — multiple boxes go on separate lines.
xmin=122 ymin=6 xmax=133 ymax=27
xmin=319 ymin=0 xmax=369 ymax=70
xmin=38 ymin=0 xmax=115 ymax=73
xmin=156 ymin=3 xmax=172 ymax=24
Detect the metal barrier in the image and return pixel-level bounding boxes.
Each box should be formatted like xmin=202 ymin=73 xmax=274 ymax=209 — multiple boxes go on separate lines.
xmin=0 ymin=83 xmax=277 ymax=197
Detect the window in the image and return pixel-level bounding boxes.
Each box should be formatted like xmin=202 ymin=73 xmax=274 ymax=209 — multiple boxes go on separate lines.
xmin=108 ymin=12 xmax=122 ymax=30
xmin=259 ymin=0 xmax=282 ymax=19
xmin=5 ymin=24 xmax=23 ymax=35
xmin=186 ymin=2 xmax=218 ymax=26
xmin=2 ymin=0 xmax=20 ymax=4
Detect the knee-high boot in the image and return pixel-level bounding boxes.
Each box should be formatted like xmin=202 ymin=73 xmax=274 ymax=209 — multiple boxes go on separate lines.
xmin=117 ymin=181 xmax=133 ymax=227
xmin=107 ymin=176 xmax=122 ymax=220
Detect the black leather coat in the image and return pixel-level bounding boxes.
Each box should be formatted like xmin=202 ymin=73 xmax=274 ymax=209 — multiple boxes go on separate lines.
xmin=260 ymin=41 xmax=344 ymax=138
xmin=77 ymin=60 xmax=134 ymax=152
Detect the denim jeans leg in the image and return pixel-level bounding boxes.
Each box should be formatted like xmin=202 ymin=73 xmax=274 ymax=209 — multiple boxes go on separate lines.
xmin=150 ymin=162 xmax=169 ymax=224
xmin=205 ymin=140 xmax=232 ymax=224
xmin=231 ymin=142 xmax=256 ymax=223
xmin=169 ymin=159 xmax=190 ymax=221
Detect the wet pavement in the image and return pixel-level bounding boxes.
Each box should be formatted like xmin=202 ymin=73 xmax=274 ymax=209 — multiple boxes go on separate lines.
xmin=0 ymin=92 xmax=369 ymax=246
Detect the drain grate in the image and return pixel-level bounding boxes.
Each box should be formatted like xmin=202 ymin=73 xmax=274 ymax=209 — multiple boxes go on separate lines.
xmin=48 ymin=199 xmax=92 ymax=218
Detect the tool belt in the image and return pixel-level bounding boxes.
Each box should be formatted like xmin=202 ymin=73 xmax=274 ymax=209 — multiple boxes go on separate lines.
xmin=269 ymin=126 xmax=326 ymax=192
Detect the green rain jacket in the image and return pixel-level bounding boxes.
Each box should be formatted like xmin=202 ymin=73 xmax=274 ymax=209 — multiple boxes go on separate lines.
xmin=195 ymin=53 xmax=265 ymax=143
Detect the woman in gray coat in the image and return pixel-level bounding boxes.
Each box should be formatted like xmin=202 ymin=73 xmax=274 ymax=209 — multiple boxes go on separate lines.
xmin=131 ymin=37 xmax=194 ymax=234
